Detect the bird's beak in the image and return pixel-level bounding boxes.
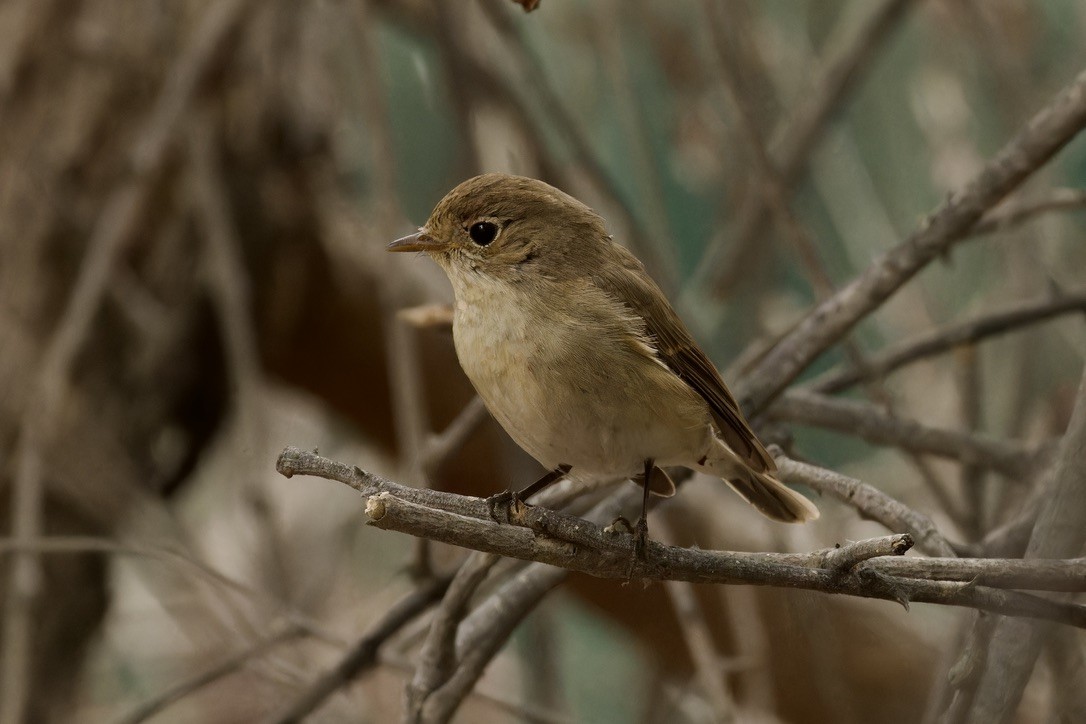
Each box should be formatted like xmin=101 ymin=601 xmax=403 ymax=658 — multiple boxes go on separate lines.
xmin=387 ymin=230 xmax=446 ymax=253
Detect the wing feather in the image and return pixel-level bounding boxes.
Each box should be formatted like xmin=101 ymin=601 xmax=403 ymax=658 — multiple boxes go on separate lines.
xmin=591 ymin=243 xmax=776 ymax=473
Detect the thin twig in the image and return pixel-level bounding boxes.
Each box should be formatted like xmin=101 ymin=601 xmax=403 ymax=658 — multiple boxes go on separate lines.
xmin=766 ymin=390 xmax=1046 ymax=479
xmin=189 ymin=108 xmax=296 ymax=599
xmin=378 ymin=650 xmax=573 ymax=724
xmin=422 ymin=562 xmax=568 ymax=724
xmin=416 ymin=490 xmax=634 ymax=724
xmin=735 ymin=66 xmax=1086 ymax=415
xmin=822 ymin=535 xmax=914 ymax=572
xmin=658 ymin=518 xmax=736 ymax=721
xmin=118 ymin=623 xmax=303 ymax=724
xmin=0 ymin=536 xmax=344 ymax=647
xmin=477 ymin=0 xmax=674 ymax=287
xmin=808 ymin=287 xmax=1086 ymax=394
xmin=770 ymin=451 xmax=958 ymax=558
xmin=866 ymin=556 xmax=1086 ymax=592
xmin=405 ymin=553 xmax=499 ymax=720
xmin=269 ymin=576 xmax=452 ymax=724
xmin=422 ymin=396 xmax=489 ymax=478
xmin=969 ymin=188 xmax=1086 ymax=236
xmin=966 ymin=367 xmax=1086 ymax=723
xmin=695 ymin=0 xmax=917 ymax=294
xmin=707 ymin=5 xmax=967 ymax=535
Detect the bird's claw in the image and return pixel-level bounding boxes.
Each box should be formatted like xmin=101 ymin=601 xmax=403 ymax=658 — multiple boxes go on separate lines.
xmin=604 ymin=516 xmax=635 ymax=535
xmin=485 ymin=489 xmax=520 ymax=523
xmin=621 ymin=517 xmax=650 ymax=583
xmin=633 ymin=517 xmax=649 ymax=561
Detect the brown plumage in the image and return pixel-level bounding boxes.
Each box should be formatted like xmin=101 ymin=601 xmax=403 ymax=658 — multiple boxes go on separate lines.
xmin=388 ymin=173 xmax=817 ymax=545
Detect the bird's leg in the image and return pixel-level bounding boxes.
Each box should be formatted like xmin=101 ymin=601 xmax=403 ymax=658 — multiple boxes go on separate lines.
xmin=486 ymin=464 xmax=572 ymax=523
xmin=633 ymin=458 xmax=654 ymax=562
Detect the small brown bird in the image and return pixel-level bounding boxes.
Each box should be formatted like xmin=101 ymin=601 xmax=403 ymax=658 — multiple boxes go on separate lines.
xmin=388 ymin=174 xmax=818 ymax=557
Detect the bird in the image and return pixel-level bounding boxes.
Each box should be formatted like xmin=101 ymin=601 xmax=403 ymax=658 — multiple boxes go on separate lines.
xmin=387 ymin=173 xmax=818 ymax=559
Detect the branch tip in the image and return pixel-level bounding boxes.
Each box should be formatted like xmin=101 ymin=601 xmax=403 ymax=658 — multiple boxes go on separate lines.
xmin=366 ymin=494 xmax=389 ymax=522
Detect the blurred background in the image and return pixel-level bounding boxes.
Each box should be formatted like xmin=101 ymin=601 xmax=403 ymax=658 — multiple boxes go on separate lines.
xmin=1 ymin=0 xmax=1085 ymax=722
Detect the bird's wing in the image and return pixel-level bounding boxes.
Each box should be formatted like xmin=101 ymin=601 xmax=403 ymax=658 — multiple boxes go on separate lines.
xmin=591 ymin=243 xmax=776 ymax=473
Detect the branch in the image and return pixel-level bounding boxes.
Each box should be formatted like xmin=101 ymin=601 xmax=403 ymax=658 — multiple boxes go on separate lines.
xmin=967 ymin=365 xmax=1086 ymax=723
xmin=735 ymin=66 xmax=1086 ymax=414
xmin=809 ymin=288 xmax=1086 ymax=394
xmin=696 ymin=0 xmax=917 ymax=293
xmin=119 ymin=624 xmax=303 ymax=724
xmin=412 ymin=490 xmax=629 ymax=723
xmin=867 ymin=556 xmax=1086 ymax=592
xmin=422 ymin=561 xmax=567 ymax=723
xmin=271 ymin=576 xmax=452 ymax=724
xmin=766 ymin=390 xmax=1046 ymax=479
xmin=406 ymin=553 xmax=499 ymax=720
xmin=770 ymin=451 xmax=958 ymax=558
xmin=276 ymin=448 xmax=1086 ymax=628
xmin=0 ymin=5 xmax=254 ymax=719
xmin=477 ymin=0 xmax=675 ymax=288
xmin=969 ymin=188 xmax=1086 ymax=236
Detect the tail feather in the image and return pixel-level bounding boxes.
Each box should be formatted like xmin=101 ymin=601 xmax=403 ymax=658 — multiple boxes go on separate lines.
xmin=698 ymin=446 xmax=819 ymax=523
xmin=726 ymin=468 xmax=819 ymax=523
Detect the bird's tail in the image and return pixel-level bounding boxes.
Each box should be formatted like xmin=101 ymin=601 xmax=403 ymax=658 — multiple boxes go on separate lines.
xmin=698 ymin=450 xmax=819 ymax=523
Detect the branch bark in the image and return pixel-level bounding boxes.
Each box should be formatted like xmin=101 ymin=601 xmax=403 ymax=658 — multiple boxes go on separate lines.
xmin=808 ymin=288 xmax=1086 ymax=394
xmin=276 ymin=448 xmax=1086 ymax=628
xmin=766 ymin=390 xmax=1047 ymax=479
xmin=735 ymin=66 xmax=1086 ymax=415
xmin=965 ymin=366 xmax=1086 ymax=723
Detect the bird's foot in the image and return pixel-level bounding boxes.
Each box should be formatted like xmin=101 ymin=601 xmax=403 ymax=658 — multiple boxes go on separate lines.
xmin=604 ymin=516 xmax=635 ymax=535
xmin=485 ymin=489 xmax=521 ymax=523
xmin=634 ymin=516 xmax=649 ymax=561
xmin=623 ymin=517 xmax=650 ymax=582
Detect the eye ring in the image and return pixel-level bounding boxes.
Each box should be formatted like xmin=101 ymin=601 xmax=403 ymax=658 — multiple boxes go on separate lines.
xmin=468 ymin=221 xmax=499 ymax=246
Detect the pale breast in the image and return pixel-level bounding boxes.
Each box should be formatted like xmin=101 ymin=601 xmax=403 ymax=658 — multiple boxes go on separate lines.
xmin=449 ymin=271 xmax=713 ymax=478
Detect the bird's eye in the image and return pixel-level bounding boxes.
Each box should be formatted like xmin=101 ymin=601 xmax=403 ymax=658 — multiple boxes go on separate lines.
xmin=468 ymin=221 xmax=499 ymax=246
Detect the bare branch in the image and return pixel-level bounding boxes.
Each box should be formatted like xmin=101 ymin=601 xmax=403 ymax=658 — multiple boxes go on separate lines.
xmin=868 ymin=556 xmax=1086 ymax=592
xmin=477 ymin=0 xmax=674 ymax=287
xmin=766 ymin=391 xmax=1046 ymax=479
xmin=967 ymin=367 xmax=1086 ymax=723
xmin=695 ymin=0 xmax=918 ymax=293
xmin=276 ymin=448 xmax=1086 ymax=628
xmin=809 ymin=288 xmax=1086 ymax=394
xmin=422 ymin=397 xmax=489 ymax=478
xmin=658 ymin=517 xmax=736 ymax=720
xmin=0 ymin=536 xmax=343 ymax=647
xmin=270 ymin=576 xmax=451 ymax=724
xmin=736 ymin=66 xmax=1086 ymax=414
xmin=405 ymin=553 xmax=499 ymax=720
xmin=414 ymin=490 xmax=629 ymax=723
xmin=0 ymin=6 xmax=255 ymax=716
xmin=970 ymin=188 xmax=1086 ymax=236
xmin=120 ymin=623 xmax=303 ymax=724
xmin=422 ymin=562 xmax=567 ymax=724
xmin=770 ymin=451 xmax=958 ymax=558
xmin=822 ymin=535 xmax=914 ymax=572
